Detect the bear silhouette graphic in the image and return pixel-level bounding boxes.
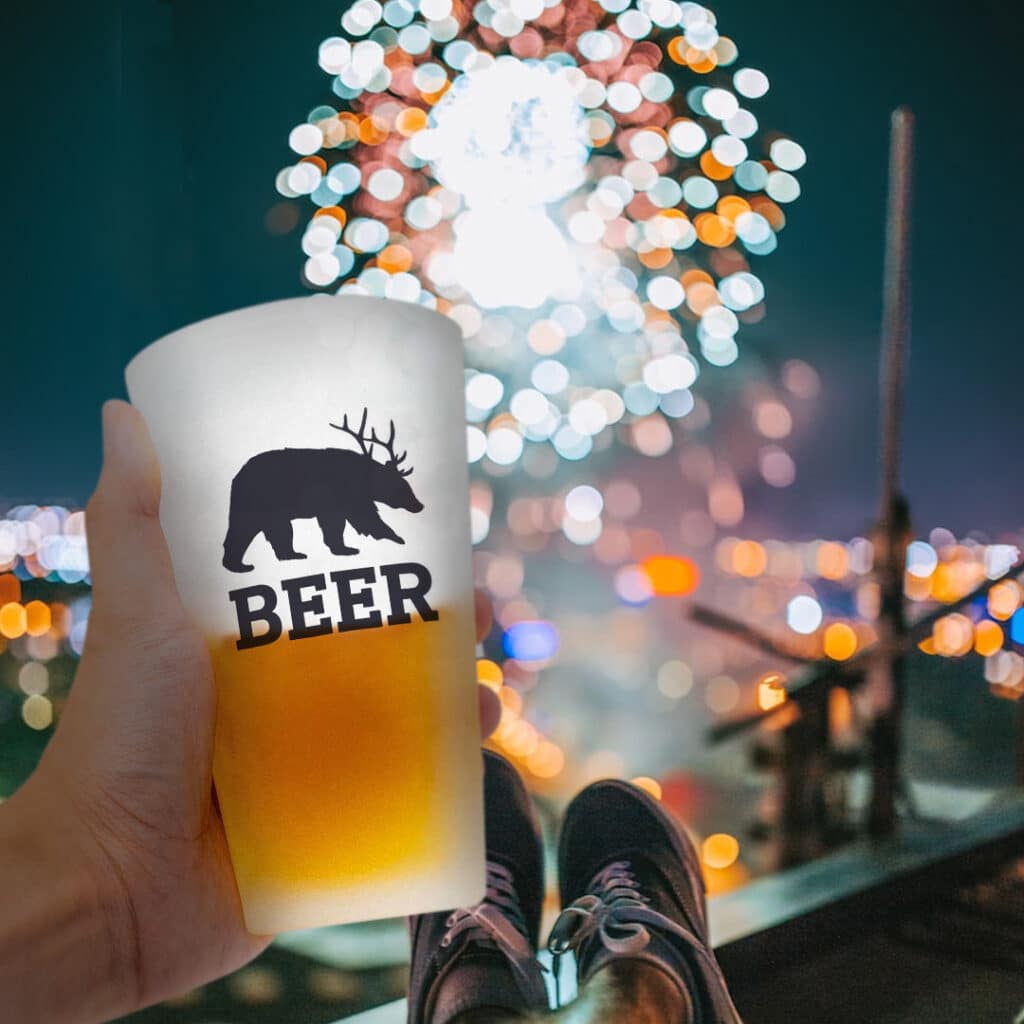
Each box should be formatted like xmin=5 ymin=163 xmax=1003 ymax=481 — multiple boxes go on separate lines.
xmin=222 ymin=409 xmax=423 ymax=573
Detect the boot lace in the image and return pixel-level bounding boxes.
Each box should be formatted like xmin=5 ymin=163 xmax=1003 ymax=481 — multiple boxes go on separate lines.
xmin=546 ymin=859 xmax=712 ymax=1009
xmin=440 ymin=860 xmax=542 ymax=1001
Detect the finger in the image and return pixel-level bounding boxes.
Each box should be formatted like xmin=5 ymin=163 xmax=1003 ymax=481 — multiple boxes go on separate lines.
xmin=478 ymin=684 xmax=501 ymax=739
xmin=85 ymin=400 xmax=184 ymax=629
xmin=474 ymin=588 xmax=492 ymax=645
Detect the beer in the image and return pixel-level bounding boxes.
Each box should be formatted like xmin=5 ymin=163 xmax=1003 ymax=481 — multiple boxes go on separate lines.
xmin=210 ymin=600 xmax=482 ymax=933
xmin=126 ymin=295 xmax=485 ymax=932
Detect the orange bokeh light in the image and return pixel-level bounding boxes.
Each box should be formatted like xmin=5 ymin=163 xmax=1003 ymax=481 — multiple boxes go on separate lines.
xmin=638 ymin=246 xmax=674 ymax=270
xmin=0 ymin=602 xmax=27 ymax=640
xmin=313 ymin=206 xmax=347 ymax=229
xmin=702 ymin=833 xmax=739 ymax=870
xmin=973 ymin=619 xmax=1004 ymax=658
xmin=684 ymin=281 xmax=720 ymax=315
xmin=377 ymin=244 xmax=413 ymax=273
xmin=498 ymin=687 xmax=523 ymax=716
xmin=24 ymin=601 xmax=51 ymax=637
xmin=667 ymin=36 xmax=688 ymax=64
xmin=829 ymin=687 xmax=854 ymax=735
xmin=732 ymin=540 xmax=767 ymax=578
xmin=817 ymin=541 xmax=849 ymax=581
xmin=988 ymin=580 xmax=1023 ymax=621
xmin=823 ymin=622 xmax=857 ymax=661
xmin=699 ymin=151 xmax=733 ymax=181
xmin=695 ymin=213 xmax=736 ymax=248
xmin=527 ymin=741 xmax=564 ymax=779
xmin=687 ymin=50 xmax=718 ymax=73
xmin=358 ymin=118 xmax=388 ymax=145
xmin=716 ymin=195 xmax=751 ymax=221
xmin=757 ymin=672 xmax=787 ymax=711
xmin=476 ymin=658 xmax=504 ymax=692
xmin=933 ymin=613 xmax=974 ymax=657
xmin=680 ymin=268 xmax=715 ymax=289
xmin=642 ymin=555 xmax=700 ymax=596
xmin=395 ymin=107 xmax=428 ymax=136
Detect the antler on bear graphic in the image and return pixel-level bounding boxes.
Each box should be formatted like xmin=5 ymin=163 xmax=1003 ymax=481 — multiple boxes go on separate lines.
xmin=222 ymin=408 xmax=424 ymax=573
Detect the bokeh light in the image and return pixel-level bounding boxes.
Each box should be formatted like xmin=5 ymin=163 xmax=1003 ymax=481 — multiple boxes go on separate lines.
xmin=278 ymin=0 xmax=805 ymax=483
xmin=756 ymin=671 xmax=787 ymax=711
xmin=823 ymin=622 xmax=857 ymax=661
xmin=502 ymin=619 xmax=560 ymax=661
xmin=702 ymin=832 xmax=740 ymax=870
xmin=786 ymin=594 xmax=822 ymax=634
xmin=642 ymin=554 xmax=700 ymax=596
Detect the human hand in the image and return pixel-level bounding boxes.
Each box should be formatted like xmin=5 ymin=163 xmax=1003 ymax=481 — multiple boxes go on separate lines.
xmin=2 ymin=399 xmax=500 ymax=1022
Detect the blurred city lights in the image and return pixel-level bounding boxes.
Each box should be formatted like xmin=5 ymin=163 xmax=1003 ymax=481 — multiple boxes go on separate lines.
xmin=641 ymin=554 xmax=700 ymax=596
xmin=989 ymin=580 xmax=1023 ymax=621
xmin=973 ymin=619 xmax=1004 ymax=658
xmin=476 ymin=658 xmax=504 ymax=691
xmin=933 ymin=613 xmax=974 ymax=657
xmin=657 ymin=659 xmax=694 ymax=699
xmin=702 ymin=832 xmax=740 ymax=870
xmin=705 ymin=674 xmax=740 ymax=713
xmin=756 ymin=671 xmax=787 ymax=711
xmin=1011 ymin=609 xmax=1024 ymax=646
xmin=786 ymin=594 xmax=823 ymax=634
xmin=21 ymin=693 xmax=53 ymax=731
xmin=823 ymin=622 xmax=857 ymax=661
xmin=614 ymin=564 xmax=655 ymax=605
xmin=502 ymin=620 xmax=560 ymax=661
xmin=906 ymin=540 xmax=939 ymax=579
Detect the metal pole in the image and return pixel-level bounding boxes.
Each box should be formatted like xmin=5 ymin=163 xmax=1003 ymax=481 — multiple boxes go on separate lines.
xmin=868 ymin=107 xmax=915 ymax=837
xmin=878 ymin=107 xmax=914 ymax=521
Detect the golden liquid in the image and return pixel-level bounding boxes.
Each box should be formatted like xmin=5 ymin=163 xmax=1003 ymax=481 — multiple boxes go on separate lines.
xmin=209 ymin=608 xmax=477 ymax=925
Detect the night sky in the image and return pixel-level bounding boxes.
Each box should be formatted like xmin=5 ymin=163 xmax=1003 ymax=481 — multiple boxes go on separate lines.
xmin=3 ymin=0 xmax=1022 ymax=541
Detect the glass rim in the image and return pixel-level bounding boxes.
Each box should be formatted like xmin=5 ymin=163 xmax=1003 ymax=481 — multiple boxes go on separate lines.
xmin=126 ymin=293 xmax=462 ymax=384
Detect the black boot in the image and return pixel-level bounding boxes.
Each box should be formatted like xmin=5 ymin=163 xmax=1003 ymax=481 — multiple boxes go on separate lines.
xmin=407 ymin=751 xmax=549 ymax=1023
xmin=547 ymin=778 xmax=742 ymax=1023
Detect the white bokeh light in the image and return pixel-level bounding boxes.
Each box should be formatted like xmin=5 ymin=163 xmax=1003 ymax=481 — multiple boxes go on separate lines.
xmin=430 ymin=57 xmax=589 ymax=207
xmin=787 ymin=595 xmax=823 ymax=634
xmin=451 ymin=207 xmax=579 ymax=309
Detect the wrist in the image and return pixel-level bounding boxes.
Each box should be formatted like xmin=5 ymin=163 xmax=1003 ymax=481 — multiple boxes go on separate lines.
xmin=0 ymin=773 xmax=141 ymax=1023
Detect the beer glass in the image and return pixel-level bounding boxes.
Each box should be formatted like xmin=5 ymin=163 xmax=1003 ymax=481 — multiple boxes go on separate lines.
xmin=125 ymin=294 xmax=485 ymax=933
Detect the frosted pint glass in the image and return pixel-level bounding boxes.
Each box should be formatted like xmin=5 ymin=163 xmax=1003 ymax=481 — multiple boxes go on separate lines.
xmin=125 ymin=294 xmax=485 ymax=933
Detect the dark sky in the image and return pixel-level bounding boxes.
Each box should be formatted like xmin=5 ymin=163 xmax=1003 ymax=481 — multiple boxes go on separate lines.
xmin=2 ymin=0 xmax=1022 ymax=540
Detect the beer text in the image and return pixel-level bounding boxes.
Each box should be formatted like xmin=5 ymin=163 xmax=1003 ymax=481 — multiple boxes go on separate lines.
xmin=228 ymin=561 xmax=439 ymax=650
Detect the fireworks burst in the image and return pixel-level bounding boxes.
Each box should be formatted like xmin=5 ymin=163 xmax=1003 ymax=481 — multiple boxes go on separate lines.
xmin=277 ymin=0 xmax=804 ymax=474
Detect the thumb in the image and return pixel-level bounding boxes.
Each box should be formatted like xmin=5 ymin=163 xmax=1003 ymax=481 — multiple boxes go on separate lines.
xmin=85 ymin=400 xmax=185 ymax=631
